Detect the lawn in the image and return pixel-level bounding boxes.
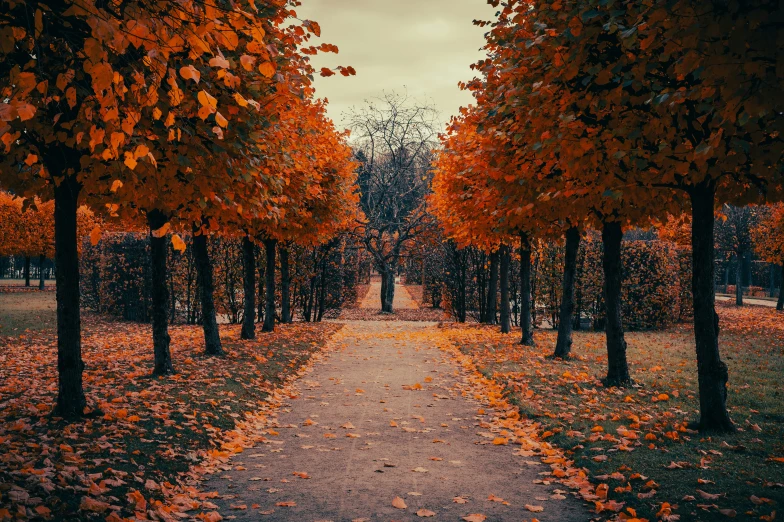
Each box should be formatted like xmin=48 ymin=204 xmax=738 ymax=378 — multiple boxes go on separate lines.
xmin=0 ymin=316 xmax=342 ymax=521
xmin=443 ymin=302 xmax=784 ymax=522
xmin=0 ymin=290 xmax=57 ymax=335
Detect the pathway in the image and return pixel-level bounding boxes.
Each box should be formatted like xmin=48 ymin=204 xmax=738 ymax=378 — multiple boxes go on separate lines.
xmin=203 ymin=319 xmax=588 ymax=521
xmin=360 ymin=280 xmax=420 ymax=310
xmin=716 ymin=294 xmax=778 ymax=308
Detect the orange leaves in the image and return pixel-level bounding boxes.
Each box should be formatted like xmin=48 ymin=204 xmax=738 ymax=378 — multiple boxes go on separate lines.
xmin=215 ymin=112 xmax=228 ymax=128
xmin=126 ymin=490 xmax=147 ymax=512
xmin=303 ymin=20 xmax=321 ymax=37
xmin=198 ymin=90 xmax=218 ymax=120
xmin=90 ymin=227 xmax=102 ymax=246
xmin=179 ymin=65 xmax=200 ymax=83
xmin=258 ymin=62 xmax=276 ymax=78
xmin=151 ymin=222 xmax=171 ymax=238
xmin=392 ymin=496 xmax=407 ymax=509
xmin=208 ymin=54 xmax=230 ymax=69
xmin=171 ymin=234 xmax=186 ymax=253
xmin=79 ymin=497 xmax=110 ymax=513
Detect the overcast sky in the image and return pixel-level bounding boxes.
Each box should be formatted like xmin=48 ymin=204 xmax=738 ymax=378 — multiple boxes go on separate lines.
xmin=295 ymin=0 xmax=496 ymax=132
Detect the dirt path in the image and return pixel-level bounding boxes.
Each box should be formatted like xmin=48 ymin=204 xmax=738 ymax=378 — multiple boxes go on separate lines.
xmin=360 ymin=281 xmax=419 ymax=310
xmin=203 ymin=320 xmax=588 ymax=521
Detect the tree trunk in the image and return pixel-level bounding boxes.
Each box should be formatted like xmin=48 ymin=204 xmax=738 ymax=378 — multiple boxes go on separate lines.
xmin=520 ymin=233 xmax=534 ymax=345
xmin=778 ymin=264 xmax=784 ymax=311
xmin=306 ymin=275 xmax=317 ymax=322
xmin=193 ymin=230 xmax=224 ymax=355
xmin=690 ymin=183 xmax=734 ymax=432
xmin=148 ymin=211 xmax=174 ymax=376
xmin=24 ymin=256 xmax=31 ymax=286
xmin=317 ymin=260 xmax=327 ymax=321
xmin=38 ymin=255 xmax=46 ymax=290
xmin=381 ymin=267 xmax=395 ymax=313
xmin=263 ymin=238 xmax=277 ymax=332
xmin=735 ymin=253 xmax=743 ymax=306
xmin=241 ymin=236 xmax=256 ymax=340
xmin=380 ymin=268 xmax=388 ymax=311
xmin=499 ymin=245 xmax=511 ymax=333
xmin=280 ymin=246 xmax=292 ymax=323
xmin=723 ymin=262 xmax=730 ymax=294
xmin=553 ymin=227 xmax=580 ymax=359
xmin=53 ymin=177 xmax=86 ymax=418
xmin=602 ymin=221 xmax=630 ymax=386
xmin=486 ymin=251 xmax=500 ymax=324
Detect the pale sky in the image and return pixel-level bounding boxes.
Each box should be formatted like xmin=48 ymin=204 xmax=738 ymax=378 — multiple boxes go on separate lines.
xmin=295 ymin=0 xmax=496 ymax=131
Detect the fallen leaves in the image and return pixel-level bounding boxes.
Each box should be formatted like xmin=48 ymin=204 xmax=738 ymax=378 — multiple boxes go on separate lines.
xmin=392 ymin=496 xmax=407 ymax=509
xmin=0 ymin=318 xmax=342 ymax=520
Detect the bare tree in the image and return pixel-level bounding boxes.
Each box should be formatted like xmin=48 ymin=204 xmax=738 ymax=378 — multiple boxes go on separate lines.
xmin=348 ymin=92 xmax=438 ymax=312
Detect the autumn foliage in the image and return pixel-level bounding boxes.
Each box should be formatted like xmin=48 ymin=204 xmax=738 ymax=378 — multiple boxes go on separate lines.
xmin=430 ymin=0 xmax=783 ymax=433
xmin=0 ymin=0 xmax=358 ymax=418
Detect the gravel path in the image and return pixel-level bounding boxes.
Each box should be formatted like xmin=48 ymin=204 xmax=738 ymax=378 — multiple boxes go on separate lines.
xmin=203 ymin=319 xmax=589 ymax=521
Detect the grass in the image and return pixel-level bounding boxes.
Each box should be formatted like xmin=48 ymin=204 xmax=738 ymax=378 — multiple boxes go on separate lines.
xmin=0 ymin=290 xmax=57 ymax=334
xmin=0 ymin=314 xmax=342 ymax=520
xmin=443 ymin=303 xmax=784 ymax=522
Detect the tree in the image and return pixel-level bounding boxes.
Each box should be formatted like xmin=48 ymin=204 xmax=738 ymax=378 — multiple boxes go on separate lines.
xmin=715 ymin=205 xmax=758 ymax=306
xmin=470 ymin=0 xmax=783 ymax=431
xmin=752 ymin=204 xmax=784 ymax=311
xmin=349 ymin=92 xmax=438 ymax=313
xmin=1 ymin=0 xmax=353 ymax=416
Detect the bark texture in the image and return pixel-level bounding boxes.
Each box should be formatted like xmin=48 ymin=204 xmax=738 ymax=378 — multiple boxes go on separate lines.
xmin=38 ymin=255 xmax=45 ymax=290
xmin=148 ymin=210 xmax=174 ymax=376
xmin=263 ymin=238 xmax=277 ymax=332
xmin=690 ymin=183 xmax=734 ymax=432
xmin=499 ymin=245 xmax=511 ymax=334
xmin=241 ymin=236 xmax=256 ymax=340
xmin=553 ymin=226 xmax=580 ymax=359
xmin=778 ymin=264 xmax=784 ymax=312
xmin=602 ymin=221 xmax=630 ymax=386
xmin=193 ymin=231 xmax=224 ymax=356
xmin=24 ymin=256 xmax=31 ymax=286
xmin=381 ymin=268 xmax=395 ymax=313
xmin=735 ymin=253 xmax=744 ymax=306
xmin=520 ymin=233 xmax=534 ymax=346
xmin=53 ymin=177 xmax=86 ymax=418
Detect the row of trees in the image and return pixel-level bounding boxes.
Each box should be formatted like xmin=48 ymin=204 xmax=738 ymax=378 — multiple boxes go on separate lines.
xmin=80 ymin=232 xmax=367 ymax=324
xmin=410 ymin=230 xmax=695 ymax=330
xmin=1 ymin=0 xmax=357 ymax=417
xmin=430 ymin=0 xmax=782 ymax=432
xmin=0 ymin=191 xmax=96 ymax=287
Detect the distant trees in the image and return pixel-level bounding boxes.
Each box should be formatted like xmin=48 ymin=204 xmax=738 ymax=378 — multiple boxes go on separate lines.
xmin=752 ymin=204 xmax=784 ymax=311
xmin=715 ymin=206 xmax=759 ymax=306
xmin=349 ymin=93 xmax=437 ymax=312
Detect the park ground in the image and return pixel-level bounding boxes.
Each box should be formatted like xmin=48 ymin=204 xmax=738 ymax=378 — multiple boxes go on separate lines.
xmin=0 ymin=283 xmax=782 ymax=521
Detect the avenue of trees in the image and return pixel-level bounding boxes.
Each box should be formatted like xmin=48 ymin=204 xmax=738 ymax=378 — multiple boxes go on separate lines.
xmin=0 ymin=0 xmax=357 ymax=418
xmin=429 ymin=0 xmax=783 ymax=433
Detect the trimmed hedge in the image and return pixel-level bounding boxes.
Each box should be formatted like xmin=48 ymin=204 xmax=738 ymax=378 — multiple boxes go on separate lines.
xmin=535 ymin=236 xmax=692 ymax=331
